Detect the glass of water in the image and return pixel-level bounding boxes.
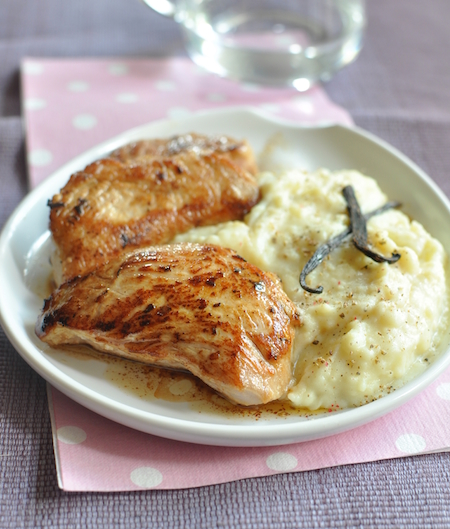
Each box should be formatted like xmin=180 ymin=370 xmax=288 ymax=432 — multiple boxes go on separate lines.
xmin=142 ymin=0 xmax=366 ymax=90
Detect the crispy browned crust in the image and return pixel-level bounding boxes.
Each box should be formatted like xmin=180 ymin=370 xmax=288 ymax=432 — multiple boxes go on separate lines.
xmin=111 ymin=133 xmax=258 ymax=175
xmin=36 ymin=243 xmax=301 ymax=405
xmin=49 ymin=138 xmax=260 ymax=283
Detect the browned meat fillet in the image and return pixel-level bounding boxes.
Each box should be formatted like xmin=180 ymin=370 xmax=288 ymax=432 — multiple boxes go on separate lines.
xmin=36 ymin=243 xmax=301 ymax=406
xmin=111 ymin=133 xmax=258 ymax=175
xmin=48 ymin=139 xmax=260 ymax=284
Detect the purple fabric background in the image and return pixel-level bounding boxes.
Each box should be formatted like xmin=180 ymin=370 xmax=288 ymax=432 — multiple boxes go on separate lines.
xmin=1 ymin=0 xmax=450 ymax=527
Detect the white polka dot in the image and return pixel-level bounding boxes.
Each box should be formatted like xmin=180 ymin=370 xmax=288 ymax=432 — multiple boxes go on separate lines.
xmin=167 ymin=107 xmax=192 ymax=120
xmin=206 ymin=93 xmax=227 ymax=103
xmin=73 ymin=114 xmax=98 ymax=130
xmin=57 ymin=425 xmax=87 ymax=445
xmin=23 ymin=62 xmax=44 ymax=75
xmin=395 ymin=433 xmax=426 ymax=454
xmin=436 ymin=383 xmax=450 ymax=400
xmin=293 ymin=78 xmax=312 ymax=92
xmin=67 ymin=81 xmax=90 ymax=92
xmin=116 ymin=92 xmax=139 ymax=104
xmin=108 ymin=63 xmax=129 ymax=76
xmin=28 ymin=149 xmax=53 ymax=167
xmin=24 ymin=98 xmax=47 ymax=111
xmin=266 ymin=452 xmax=298 ymax=471
xmin=289 ymin=44 xmax=302 ymax=54
xmin=130 ymin=466 xmax=163 ymax=488
xmin=155 ymin=80 xmax=176 ymax=92
xmin=169 ymin=379 xmax=193 ymax=396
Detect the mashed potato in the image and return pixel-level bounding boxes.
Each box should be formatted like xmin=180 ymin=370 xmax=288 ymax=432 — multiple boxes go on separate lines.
xmin=175 ymin=168 xmax=449 ymax=410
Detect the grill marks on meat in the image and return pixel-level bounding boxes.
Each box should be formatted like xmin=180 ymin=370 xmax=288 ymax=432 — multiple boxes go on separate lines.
xmin=49 ymin=134 xmax=260 ymax=283
xmin=36 ymin=243 xmax=301 ymax=406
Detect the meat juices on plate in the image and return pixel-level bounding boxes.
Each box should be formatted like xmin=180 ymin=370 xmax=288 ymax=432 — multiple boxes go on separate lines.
xmin=36 ymin=243 xmax=301 ymax=406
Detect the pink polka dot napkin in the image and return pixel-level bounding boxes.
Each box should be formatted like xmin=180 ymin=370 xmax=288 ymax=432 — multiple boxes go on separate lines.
xmin=21 ymin=57 xmax=450 ymax=491
xmin=22 ymin=57 xmax=352 ymax=189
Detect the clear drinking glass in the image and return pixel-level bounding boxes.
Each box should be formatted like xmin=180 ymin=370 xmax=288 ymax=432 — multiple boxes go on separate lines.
xmin=142 ymin=0 xmax=366 ymax=90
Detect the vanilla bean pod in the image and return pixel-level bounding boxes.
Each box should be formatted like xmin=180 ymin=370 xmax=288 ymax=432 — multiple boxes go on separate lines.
xmin=300 ymin=191 xmax=401 ymax=294
xmin=343 ymin=185 xmax=401 ymax=264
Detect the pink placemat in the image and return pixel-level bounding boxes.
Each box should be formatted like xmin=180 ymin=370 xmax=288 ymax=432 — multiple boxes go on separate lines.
xmin=21 ymin=57 xmax=450 ymax=491
xmin=21 ymin=57 xmax=352 ymax=189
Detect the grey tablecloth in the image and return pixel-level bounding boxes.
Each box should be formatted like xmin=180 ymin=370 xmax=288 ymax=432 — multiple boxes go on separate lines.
xmin=1 ymin=1 xmax=450 ymax=527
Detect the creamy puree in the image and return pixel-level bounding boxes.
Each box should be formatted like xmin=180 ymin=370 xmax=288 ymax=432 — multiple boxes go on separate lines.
xmin=174 ymin=168 xmax=449 ymax=410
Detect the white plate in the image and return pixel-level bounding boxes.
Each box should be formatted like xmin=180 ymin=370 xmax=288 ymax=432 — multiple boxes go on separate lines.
xmin=1 ymin=107 xmax=450 ymax=447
